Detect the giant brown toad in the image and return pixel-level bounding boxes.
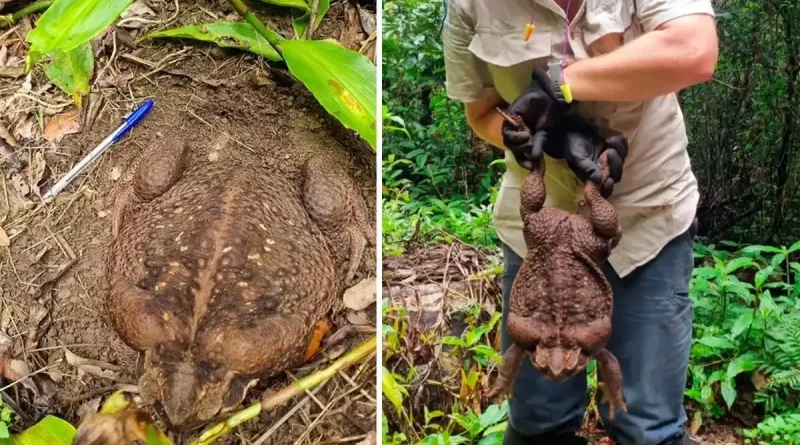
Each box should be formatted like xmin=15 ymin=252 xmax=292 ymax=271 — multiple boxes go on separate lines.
xmin=488 ymin=123 xmax=628 ymax=420
xmin=105 ymin=138 xmax=373 ymax=428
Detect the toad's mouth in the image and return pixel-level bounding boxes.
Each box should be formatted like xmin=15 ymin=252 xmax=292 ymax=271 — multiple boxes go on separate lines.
xmin=532 ymin=345 xmax=587 ymax=382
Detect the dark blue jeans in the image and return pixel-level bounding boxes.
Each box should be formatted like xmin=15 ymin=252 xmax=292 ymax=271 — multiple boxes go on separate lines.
xmin=500 ymin=230 xmax=694 ymax=445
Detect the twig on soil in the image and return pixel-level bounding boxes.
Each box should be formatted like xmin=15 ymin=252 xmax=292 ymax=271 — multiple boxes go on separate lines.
xmin=0 ymin=0 xmax=53 ymax=29
xmin=252 ymin=382 xmax=328 ymax=445
xmin=121 ymin=53 xmax=224 ymax=88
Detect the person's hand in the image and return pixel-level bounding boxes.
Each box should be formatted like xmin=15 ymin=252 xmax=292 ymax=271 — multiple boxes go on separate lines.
xmin=507 ymin=69 xmax=575 ymax=131
xmin=501 ymin=117 xmax=542 ymax=170
xmin=563 ymin=128 xmax=628 ymax=198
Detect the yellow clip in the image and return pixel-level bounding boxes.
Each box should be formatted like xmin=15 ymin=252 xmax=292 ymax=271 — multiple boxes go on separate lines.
xmin=560 ymin=84 xmax=573 ymax=103
xmin=524 ymin=23 xmax=535 ymax=42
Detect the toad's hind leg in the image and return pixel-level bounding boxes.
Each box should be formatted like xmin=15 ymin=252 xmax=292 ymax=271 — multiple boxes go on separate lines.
xmin=487 ymin=343 xmax=525 ymax=402
xmin=106 ymin=277 xmax=190 ymax=351
xmin=112 ymin=141 xmax=189 ymax=237
xmin=595 ymin=349 xmax=627 ymax=421
xmin=302 ymin=152 xmax=373 ymax=284
xmin=519 ymin=131 xmax=548 ymax=220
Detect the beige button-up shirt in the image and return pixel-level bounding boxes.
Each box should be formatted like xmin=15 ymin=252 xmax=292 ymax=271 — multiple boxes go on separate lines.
xmin=442 ymin=0 xmax=714 ymax=277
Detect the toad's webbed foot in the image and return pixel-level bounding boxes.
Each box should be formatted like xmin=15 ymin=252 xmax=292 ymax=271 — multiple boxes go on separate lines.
xmin=487 ymin=343 xmax=525 ymax=402
xmin=595 ymin=349 xmax=627 ymax=421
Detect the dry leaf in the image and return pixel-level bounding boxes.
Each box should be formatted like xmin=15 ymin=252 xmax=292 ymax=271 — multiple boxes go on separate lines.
xmin=110 ymin=167 xmax=122 ymax=181
xmin=26 ymin=302 xmax=50 ymax=350
xmin=65 ymin=348 xmax=121 ymax=381
xmin=356 ymin=4 xmax=376 ymax=35
xmin=0 ymin=45 xmax=6 ymax=66
xmin=0 ymin=122 xmax=17 ymax=146
xmin=208 ymin=151 xmax=220 ymax=162
xmin=346 ymin=310 xmax=371 ymax=326
xmin=0 ymin=225 xmax=8 ymax=247
xmin=10 ymin=172 xmax=30 ymax=196
xmin=118 ymin=0 xmax=157 ymax=29
xmin=13 ymin=117 xmax=35 ymax=140
xmin=77 ymin=397 xmax=102 ymax=422
xmin=343 ymin=277 xmax=376 ymax=311
xmin=355 ymin=431 xmax=376 ymax=445
xmin=43 ymin=107 xmax=81 ymax=142
xmin=29 ymin=150 xmax=46 ymax=195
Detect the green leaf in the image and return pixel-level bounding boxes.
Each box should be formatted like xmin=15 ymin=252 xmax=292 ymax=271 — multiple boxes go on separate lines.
xmin=730 ymin=312 xmax=753 ymax=339
xmin=292 ymin=0 xmax=331 ymax=38
xmin=755 ymin=266 xmax=774 ymax=288
xmin=727 ymin=353 xmax=757 ymax=379
xmin=721 ymin=379 xmax=737 ymax=409
xmin=258 ymin=0 xmax=309 ymax=10
xmin=441 ymin=336 xmax=465 ymax=347
xmin=26 ymin=0 xmax=135 ymax=67
xmin=478 ymin=401 xmax=507 ymax=430
xmin=725 ymin=257 xmax=756 ymax=274
xmin=697 ymin=336 xmax=736 ymax=350
xmin=381 ymin=367 xmax=407 ymax=415
xmin=483 ymin=421 xmax=508 ymax=436
xmin=472 ymin=345 xmax=502 ymax=364
xmin=12 ymin=415 xmax=75 ymax=445
xmin=477 ymin=432 xmax=504 ymax=445
xmin=44 ymin=42 xmax=94 ymax=104
xmin=0 ymin=423 xmax=8 ymax=440
xmin=788 ymin=240 xmax=800 ymax=254
xmin=281 ymin=39 xmax=376 ymax=149
xmin=143 ymin=22 xmax=282 ymax=61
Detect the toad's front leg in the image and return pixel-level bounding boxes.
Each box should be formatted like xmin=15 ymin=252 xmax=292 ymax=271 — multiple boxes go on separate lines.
xmin=301 ymin=153 xmax=373 ymax=285
xmin=487 ymin=343 xmax=525 ymax=402
xmin=595 ymin=348 xmax=627 ymax=421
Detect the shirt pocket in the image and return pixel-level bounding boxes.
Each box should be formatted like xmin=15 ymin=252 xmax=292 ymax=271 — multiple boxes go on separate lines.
xmin=467 ymin=25 xmax=553 ymax=103
xmin=583 ymin=0 xmax=637 ymax=56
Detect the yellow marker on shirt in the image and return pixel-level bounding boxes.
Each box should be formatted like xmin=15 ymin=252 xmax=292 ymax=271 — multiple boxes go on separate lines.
xmin=524 ymin=23 xmax=535 ymax=41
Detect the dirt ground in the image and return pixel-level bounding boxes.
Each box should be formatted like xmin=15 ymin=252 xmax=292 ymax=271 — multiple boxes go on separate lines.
xmin=382 ymin=242 xmax=746 ymax=445
xmin=0 ymin=1 xmax=377 ymax=444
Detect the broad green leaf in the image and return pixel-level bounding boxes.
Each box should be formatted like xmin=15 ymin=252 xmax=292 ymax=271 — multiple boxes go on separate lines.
xmin=441 ymin=336 xmax=465 ymax=347
xmin=478 ymin=400 xmax=508 ymax=430
xmin=477 ymin=432 xmax=504 ymax=445
xmin=755 ymin=266 xmax=774 ymax=288
xmin=727 ymin=353 xmax=757 ymax=379
xmin=725 ymin=257 xmax=756 ymax=274
xmin=26 ymin=0 xmax=134 ymax=67
xmin=787 ymin=240 xmax=800 ymax=253
xmin=721 ymin=379 xmax=737 ymax=409
xmin=0 ymin=423 xmax=8 ymax=440
xmin=292 ymin=0 xmax=331 ymax=38
xmin=381 ymin=367 xmax=407 ymax=414
xmin=12 ymin=415 xmax=75 ymax=445
xmin=483 ymin=421 xmax=508 ymax=436
xmin=770 ymin=253 xmax=786 ymax=269
xmin=281 ymin=39 xmax=377 ymax=149
xmin=44 ymin=42 xmax=94 ymax=105
xmin=258 ymin=0 xmax=309 ymax=10
xmin=472 ymin=345 xmax=503 ymax=364
xmin=731 ymin=312 xmax=753 ymax=339
xmin=143 ymin=22 xmax=282 ymax=61
xmin=697 ymin=336 xmax=736 ymax=350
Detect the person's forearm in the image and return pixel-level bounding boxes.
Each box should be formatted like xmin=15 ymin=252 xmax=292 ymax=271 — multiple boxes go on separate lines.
xmin=469 ymin=108 xmax=507 ymax=151
xmin=564 ymin=16 xmax=718 ymax=102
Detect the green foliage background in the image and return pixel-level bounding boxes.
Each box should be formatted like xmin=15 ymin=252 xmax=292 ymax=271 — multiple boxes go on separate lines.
xmin=382 ymin=1 xmax=800 ymax=444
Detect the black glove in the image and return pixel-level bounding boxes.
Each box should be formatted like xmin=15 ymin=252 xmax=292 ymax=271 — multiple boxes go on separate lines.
xmin=501 ymin=69 xmax=576 ymax=169
xmin=563 ymin=128 xmax=628 ymax=198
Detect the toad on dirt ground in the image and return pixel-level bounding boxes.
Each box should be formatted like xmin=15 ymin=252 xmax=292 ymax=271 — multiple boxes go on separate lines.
xmin=0 ymin=1 xmax=377 ymax=442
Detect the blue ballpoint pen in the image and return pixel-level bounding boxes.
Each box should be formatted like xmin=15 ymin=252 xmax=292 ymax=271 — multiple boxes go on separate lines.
xmin=42 ymin=99 xmax=154 ymax=201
